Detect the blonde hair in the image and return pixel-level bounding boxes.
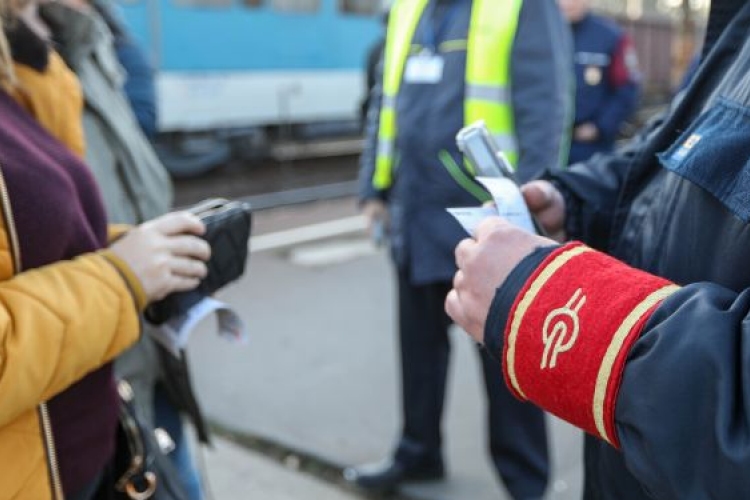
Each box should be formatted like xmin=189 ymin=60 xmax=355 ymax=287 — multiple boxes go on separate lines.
xmin=0 ymin=0 xmax=15 ymax=87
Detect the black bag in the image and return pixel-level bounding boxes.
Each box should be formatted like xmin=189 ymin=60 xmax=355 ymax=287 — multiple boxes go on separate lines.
xmin=100 ymin=380 xmax=188 ymax=500
xmin=145 ymin=198 xmax=253 ymax=325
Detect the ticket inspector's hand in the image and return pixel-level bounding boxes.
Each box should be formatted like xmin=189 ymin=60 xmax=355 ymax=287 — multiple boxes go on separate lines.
xmin=521 ymin=180 xmax=567 ymax=242
xmin=445 ymin=217 xmax=557 ymax=344
xmin=110 ymin=212 xmax=212 ymax=302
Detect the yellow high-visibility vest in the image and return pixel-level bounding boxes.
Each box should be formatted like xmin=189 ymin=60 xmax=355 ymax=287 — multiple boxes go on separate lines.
xmin=373 ymin=0 xmax=522 ymax=190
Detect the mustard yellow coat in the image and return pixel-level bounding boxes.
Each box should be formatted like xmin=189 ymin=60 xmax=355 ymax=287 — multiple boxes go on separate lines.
xmin=11 ymin=52 xmax=87 ymax=158
xmin=0 ymin=202 xmax=145 ymax=498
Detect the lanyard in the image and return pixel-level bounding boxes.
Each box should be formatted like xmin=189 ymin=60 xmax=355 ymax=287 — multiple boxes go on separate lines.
xmin=422 ymin=0 xmax=463 ymax=53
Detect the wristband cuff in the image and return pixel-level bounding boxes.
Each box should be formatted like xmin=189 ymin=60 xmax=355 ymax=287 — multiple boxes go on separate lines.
xmin=501 ymin=242 xmax=679 ymax=447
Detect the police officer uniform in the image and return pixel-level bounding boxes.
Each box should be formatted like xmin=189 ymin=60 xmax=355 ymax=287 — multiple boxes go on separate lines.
xmin=568 ymin=12 xmax=641 ymax=165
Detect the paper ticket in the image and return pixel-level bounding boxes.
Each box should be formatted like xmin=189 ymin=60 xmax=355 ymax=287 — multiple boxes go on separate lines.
xmin=151 ymin=296 xmax=248 ymax=357
xmin=475 ymin=176 xmax=537 ymax=234
xmin=447 ymin=177 xmax=537 ymax=236
xmin=447 ymin=206 xmax=499 ymax=236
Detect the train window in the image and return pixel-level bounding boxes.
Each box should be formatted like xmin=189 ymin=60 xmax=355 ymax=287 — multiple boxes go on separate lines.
xmin=271 ymin=0 xmax=320 ymax=13
xmin=339 ymin=0 xmax=379 ymax=15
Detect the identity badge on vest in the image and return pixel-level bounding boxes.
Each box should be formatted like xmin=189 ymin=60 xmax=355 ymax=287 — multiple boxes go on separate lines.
xmin=404 ymin=51 xmax=444 ymax=84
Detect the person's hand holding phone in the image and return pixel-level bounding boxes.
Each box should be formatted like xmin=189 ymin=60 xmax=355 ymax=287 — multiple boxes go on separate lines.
xmin=521 ymin=180 xmax=567 ymax=242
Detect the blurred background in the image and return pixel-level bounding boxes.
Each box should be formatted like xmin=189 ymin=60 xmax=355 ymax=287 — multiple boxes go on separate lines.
xmin=114 ymin=0 xmax=707 ymax=186
xmin=111 ymin=2 xmax=710 ymax=498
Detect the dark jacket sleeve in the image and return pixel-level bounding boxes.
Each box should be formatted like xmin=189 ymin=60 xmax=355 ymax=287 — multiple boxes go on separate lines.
xmin=357 ymin=50 xmax=388 ymax=203
xmin=510 ymin=0 xmax=573 ymax=183
xmin=486 ymin=243 xmax=750 ymax=499
xmin=615 ymin=284 xmax=750 ymax=500
xmin=592 ymin=34 xmax=641 ymax=143
xmin=546 ymin=110 xmax=666 ymax=250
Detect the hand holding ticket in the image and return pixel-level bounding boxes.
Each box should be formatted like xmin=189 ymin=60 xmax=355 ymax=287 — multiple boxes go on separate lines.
xmin=448 ymin=176 xmax=537 ymax=236
xmin=451 ymin=120 xmax=547 ymax=237
xmin=447 ymin=206 xmax=500 ymax=236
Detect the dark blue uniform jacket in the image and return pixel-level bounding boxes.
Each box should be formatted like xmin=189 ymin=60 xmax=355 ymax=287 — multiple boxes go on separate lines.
xmin=488 ymin=1 xmax=750 ymax=498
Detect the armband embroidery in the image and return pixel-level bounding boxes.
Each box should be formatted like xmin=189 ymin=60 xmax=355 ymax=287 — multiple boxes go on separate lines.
xmin=502 ymin=242 xmax=679 ymax=447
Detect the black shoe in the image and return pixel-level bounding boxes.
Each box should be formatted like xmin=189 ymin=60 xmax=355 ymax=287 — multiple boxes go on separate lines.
xmin=343 ymin=458 xmax=445 ymax=493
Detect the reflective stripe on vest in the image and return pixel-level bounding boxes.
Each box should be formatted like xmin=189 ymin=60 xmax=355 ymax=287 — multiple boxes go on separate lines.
xmin=374 ymin=0 xmax=522 ymax=190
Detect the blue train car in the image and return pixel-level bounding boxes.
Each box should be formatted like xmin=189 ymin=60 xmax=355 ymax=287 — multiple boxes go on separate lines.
xmin=116 ymin=0 xmax=383 ymax=136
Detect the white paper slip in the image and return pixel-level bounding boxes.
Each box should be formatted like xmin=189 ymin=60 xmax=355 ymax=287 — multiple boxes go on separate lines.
xmin=475 ymin=176 xmax=537 ymax=234
xmin=447 ymin=206 xmax=499 ymax=236
xmin=150 ymin=296 xmax=249 ymax=357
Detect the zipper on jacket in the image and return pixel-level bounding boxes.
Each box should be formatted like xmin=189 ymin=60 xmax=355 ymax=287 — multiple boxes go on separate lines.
xmin=0 ymin=168 xmax=21 ymax=273
xmin=0 ymin=167 xmax=63 ymax=499
xmin=39 ymin=404 xmax=64 ymax=500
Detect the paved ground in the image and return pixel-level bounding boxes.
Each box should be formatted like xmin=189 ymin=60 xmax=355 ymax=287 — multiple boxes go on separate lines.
xmin=181 ymin=198 xmax=585 ymax=500
xmin=203 ymin=436 xmax=361 ymax=500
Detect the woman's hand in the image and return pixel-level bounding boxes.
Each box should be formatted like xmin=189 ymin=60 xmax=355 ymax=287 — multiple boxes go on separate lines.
xmin=110 ymin=212 xmax=212 ymax=302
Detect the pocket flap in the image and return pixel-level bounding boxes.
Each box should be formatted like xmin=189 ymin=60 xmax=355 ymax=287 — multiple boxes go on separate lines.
xmin=657 ymin=98 xmax=750 ymax=222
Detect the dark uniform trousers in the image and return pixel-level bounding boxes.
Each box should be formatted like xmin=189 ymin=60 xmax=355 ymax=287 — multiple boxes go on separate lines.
xmin=394 ymin=269 xmax=550 ymax=499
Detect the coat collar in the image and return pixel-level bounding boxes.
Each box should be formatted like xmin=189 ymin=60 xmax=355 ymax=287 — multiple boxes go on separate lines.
xmin=40 ymin=2 xmax=111 ymax=68
xmin=6 ymin=19 xmax=49 ymax=72
xmin=703 ymin=0 xmax=747 ymax=60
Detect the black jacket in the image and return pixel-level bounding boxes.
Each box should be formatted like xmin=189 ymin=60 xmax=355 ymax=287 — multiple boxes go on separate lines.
xmin=488 ymin=1 xmax=750 ymax=498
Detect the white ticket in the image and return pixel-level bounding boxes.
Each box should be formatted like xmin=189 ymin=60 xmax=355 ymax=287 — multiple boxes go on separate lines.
xmin=475 ymin=176 xmax=537 ymax=234
xmin=447 ymin=177 xmax=537 ymax=236
xmin=447 ymin=206 xmax=499 ymax=236
xmin=150 ymin=296 xmax=249 ymax=357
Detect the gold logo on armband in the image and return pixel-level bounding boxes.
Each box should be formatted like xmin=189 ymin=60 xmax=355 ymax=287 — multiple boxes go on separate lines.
xmin=541 ymin=288 xmax=586 ymax=369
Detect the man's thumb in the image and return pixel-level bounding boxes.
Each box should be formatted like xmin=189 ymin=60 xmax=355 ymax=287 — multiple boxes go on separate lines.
xmin=522 ymin=181 xmax=553 ymax=211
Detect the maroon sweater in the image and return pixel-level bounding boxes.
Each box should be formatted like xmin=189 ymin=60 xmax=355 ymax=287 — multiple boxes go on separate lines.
xmin=0 ymin=90 xmax=118 ymax=495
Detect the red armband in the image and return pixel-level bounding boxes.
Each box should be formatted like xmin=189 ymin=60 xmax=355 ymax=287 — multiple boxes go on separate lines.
xmin=502 ymin=242 xmax=679 ymax=447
